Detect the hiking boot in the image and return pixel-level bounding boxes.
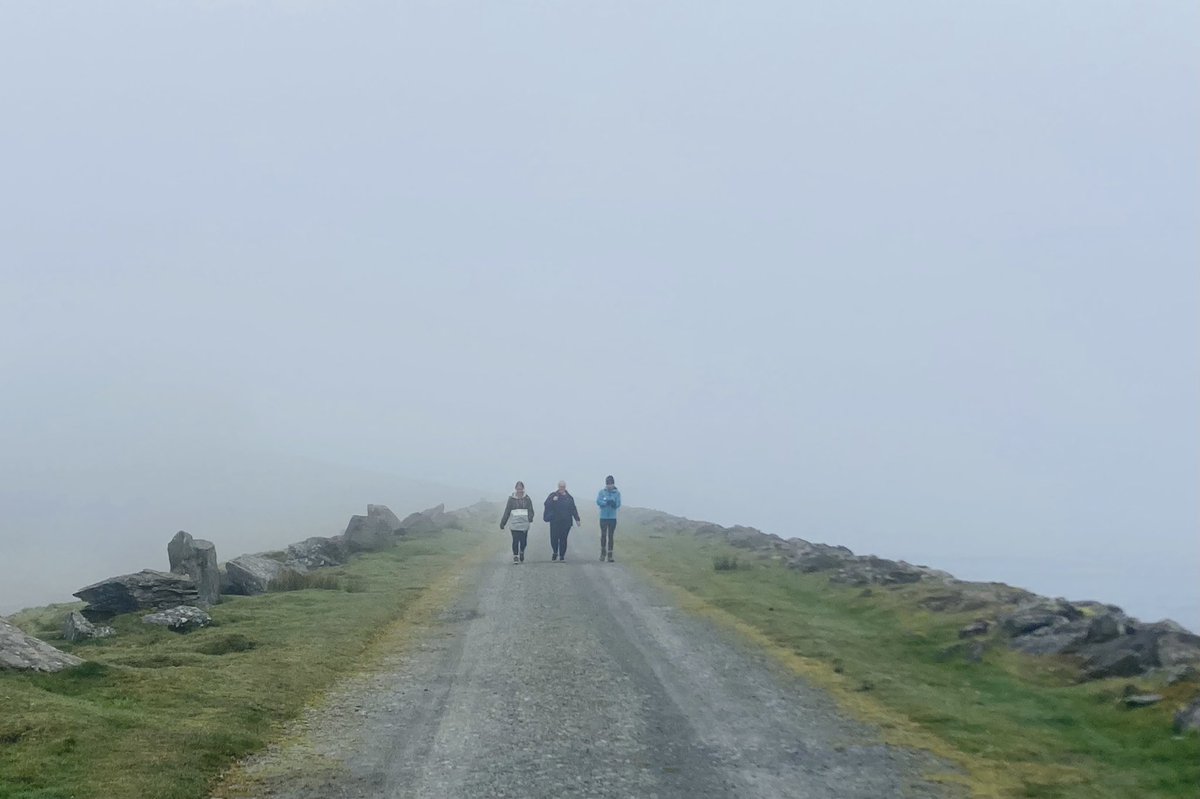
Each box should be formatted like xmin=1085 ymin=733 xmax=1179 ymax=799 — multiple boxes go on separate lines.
xmin=519 ymin=552 xmax=525 ymax=562
xmin=513 ymin=555 xmax=520 ymax=564
xmin=551 ymin=553 xmax=558 ymax=562
xmin=607 ymin=552 xmax=614 ymax=563
xmin=600 ymin=551 xmax=606 ymax=561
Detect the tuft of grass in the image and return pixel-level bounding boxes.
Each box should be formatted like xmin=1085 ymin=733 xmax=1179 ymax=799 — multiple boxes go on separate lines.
xmin=0 ymin=526 xmax=486 ymax=799
xmin=624 ymin=525 xmax=1200 ymax=799
xmin=194 ymin=633 xmax=257 ymax=655
xmin=267 ymin=570 xmax=341 ymax=592
xmin=712 ymin=554 xmax=740 ymax=571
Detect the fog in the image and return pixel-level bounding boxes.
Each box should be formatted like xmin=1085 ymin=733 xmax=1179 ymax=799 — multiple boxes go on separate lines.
xmin=2 ymin=3 xmax=1196 ymax=628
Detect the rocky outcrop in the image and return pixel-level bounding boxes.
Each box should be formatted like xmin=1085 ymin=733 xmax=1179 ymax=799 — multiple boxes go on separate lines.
xmin=167 ymin=531 xmax=220 ymax=606
xmin=399 ymin=504 xmax=456 ymax=535
xmin=285 ymin=536 xmax=348 ymax=570
xmin=343 ymin=513 xmax=394 ymax=552
xmin=367 ymin=504 xmax=402 ymax=531
xmin=620 ymin=505 xmax=1200 ymax=683
xmin=222 ymin=555 xmax=296 ymax=595
xmin=62 ymin=611 xmax=114 ymax=643
xmin=1 ymin=618 xmax=83 ymax=672
xmin=74 ymin=570 xmax=200 ymax=621
xmin=142 ymin=605 xmax=211 ymax=632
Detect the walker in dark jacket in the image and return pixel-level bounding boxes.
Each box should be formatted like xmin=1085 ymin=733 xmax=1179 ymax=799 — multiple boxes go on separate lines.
xmin=543 ymin=487 xmax=580 ymax=561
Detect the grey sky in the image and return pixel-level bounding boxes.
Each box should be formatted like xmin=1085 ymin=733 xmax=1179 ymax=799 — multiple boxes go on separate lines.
xmin=2 ymin=2 xmax=1197 ymax=626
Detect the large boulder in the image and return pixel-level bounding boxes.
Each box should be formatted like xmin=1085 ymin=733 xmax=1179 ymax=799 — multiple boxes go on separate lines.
xmin=223 ymin=555 xmax=296 ymax=595
xmin=74 ymin=570 xmax=199 ymax=621
xmin=1078 ymin=622 xmax=1200 ymax=680
xmin=286 ymin=536 xmax=348 ymax=570
xmin=829 ymin=556 xmax=933 ymax=587
xmin=1 ymin=618 xmax=83 ymax=672
xmin=143 ymin=605 xmax=211 ymax=632
xmin=167 ymin=531 xmax=220 ymax=606
xmin=62 ymin=611 xmax=114 ymax=643
xmin=343 ymin=513 xmax=394 ymax=552
xmin=1000 ymin=598 xmax=1083 ymax=636
xmin=1008 ymin=618 xmax=1091 ymax=656
xmin=367 ymin=504 xmax=403 ymax=531
xmin=399 ymin=504 xmax=454 ymax=535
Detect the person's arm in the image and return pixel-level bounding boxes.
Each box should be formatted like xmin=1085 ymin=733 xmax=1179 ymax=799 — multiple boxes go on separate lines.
xmin=612 ymin=490 xmax=621 ymax=510
xmin=500 ymin=497 xmax=512 ymax=529
xmin=596 ymin=490 xmax=606 ymax=508
xmin=572 ymin=497 xmax=581 ymax=523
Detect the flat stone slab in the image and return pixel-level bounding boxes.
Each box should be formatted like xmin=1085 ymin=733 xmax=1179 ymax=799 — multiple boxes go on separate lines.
xmin=1 ymin=618 xmax=84 ymax=672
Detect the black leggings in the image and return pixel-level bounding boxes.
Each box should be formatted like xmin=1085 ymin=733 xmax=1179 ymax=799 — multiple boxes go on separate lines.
xmin=550 ymin=523 xmax=572 ymax=556
xmin=600 ymin=519 xmax=616 ymax=551
xmin=510 ymin=529 xmax=528 ymax=556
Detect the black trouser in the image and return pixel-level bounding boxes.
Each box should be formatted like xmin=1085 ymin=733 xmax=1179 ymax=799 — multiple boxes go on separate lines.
xmin=550 ymin=522 xmax=572 ymax=556
xmin=510 ymin=529 xmax=528 ymax=556
xmin=600 ymin=519 xmax=616 ymax=552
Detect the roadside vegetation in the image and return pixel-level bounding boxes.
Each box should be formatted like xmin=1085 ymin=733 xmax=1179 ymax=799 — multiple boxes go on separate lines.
xmin=625 ymin=526 xmax=1200 ymax=799
xmin=0 ymin=527 xmax=484 ymax=799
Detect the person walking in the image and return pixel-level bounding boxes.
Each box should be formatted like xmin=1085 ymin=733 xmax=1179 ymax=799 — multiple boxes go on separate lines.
xmin=543 ymin=480 xmax=580 ymax=562
xmin=499 ymin=481 xmax=534 ymax=563
xmin=596 ymin=475 xmax=621 ymax=562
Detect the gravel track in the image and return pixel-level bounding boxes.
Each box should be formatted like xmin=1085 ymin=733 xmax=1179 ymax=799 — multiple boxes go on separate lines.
xmin=222 ymin=535 xmax=957 ymax=799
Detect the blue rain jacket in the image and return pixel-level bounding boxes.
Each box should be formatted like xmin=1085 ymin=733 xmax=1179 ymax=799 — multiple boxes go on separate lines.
xmin=596 ymin=486 xmax=621 ymax=520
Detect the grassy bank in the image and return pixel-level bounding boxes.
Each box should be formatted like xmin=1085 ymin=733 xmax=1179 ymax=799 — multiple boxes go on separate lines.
xmin=0 ymin=526 xmax=486 ymax=799
xmin=624 ymin=526 xmax=1200 ymax=799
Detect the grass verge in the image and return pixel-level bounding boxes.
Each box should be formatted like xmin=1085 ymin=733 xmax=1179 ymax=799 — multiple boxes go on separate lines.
xmin=624 ymin=527 xmax=1200 ymax=799
xmin=0 ymin=526 xmax=486 ymax=799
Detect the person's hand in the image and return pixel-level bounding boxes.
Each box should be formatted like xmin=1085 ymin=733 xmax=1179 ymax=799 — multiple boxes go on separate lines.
xmin=575 ymin=519 xmax=580 ymax=527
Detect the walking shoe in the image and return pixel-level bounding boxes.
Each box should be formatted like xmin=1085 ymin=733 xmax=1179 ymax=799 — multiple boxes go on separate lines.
xmin=551 ymin=553 xmax=558 ymax=561
xmin=607 ymin=552 xmax=614 ymax=563
xmin=519 ymin=552 xmax=525 ymax=562
xmin=513 ymin=555 xmax=520 ymax=564
xmin=600 ymin=551 xmax=606 ymax=561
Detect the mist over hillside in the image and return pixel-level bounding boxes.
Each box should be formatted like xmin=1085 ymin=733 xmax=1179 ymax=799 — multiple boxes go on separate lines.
xmin=0 ymin=453 xmax=488 ymax=615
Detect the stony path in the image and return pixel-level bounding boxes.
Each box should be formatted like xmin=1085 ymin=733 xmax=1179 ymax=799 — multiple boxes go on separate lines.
xmin=222 ymin=536 xmax=956 ymax=799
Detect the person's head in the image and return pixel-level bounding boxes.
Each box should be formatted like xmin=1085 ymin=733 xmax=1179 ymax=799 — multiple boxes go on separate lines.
xmin=605 ymin=475 xmax=615 ymax=487
xmin=514 ymin=481 xmax=525 ymax=496
xmin=557 ymin=480 xmax=567 ymax=494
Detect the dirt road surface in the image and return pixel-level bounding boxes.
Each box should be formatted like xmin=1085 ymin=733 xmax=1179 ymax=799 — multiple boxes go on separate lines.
xmin=222 ymin=535 xmax=955 ymax=799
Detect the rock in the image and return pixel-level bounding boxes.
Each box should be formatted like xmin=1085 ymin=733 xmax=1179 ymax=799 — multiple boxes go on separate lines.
xmin=1000 ymin=598 xmax=1083 ymax=636
xmin=1174 ymin=698 xmax=1200 ymax=734
xmin=142 ymin=605 xmax=211 ymax=632
xmin=367 ymin=504 xmax=403 ymax=531
xmin=829 ymin=555 xmax=936 ymax=587
xmin=1147 ymin=624 xmax=1200 ymax=669
xmin=62 ymin=611 xmax=114 ymax=643
xmin=1084 ymin=612 xmax=1127 ymax=644
xmin=959 ymin=620 xmax=991 ymax=639
xmin=223 ymin=555 xmax=296 ymax=595
xmin=167 ymin=531 xmax=221 ymax=606
xmin=1009 ymin=619 xmax=1091 ymax=656
xmin=399 ymin=504 xmax=454 ymax=535
xmin=74 ymin=570 xmax=200 ymax=620
xmin=1081 ymin=629 xmax=1162 ymax=679
xmin=1123 ymin=693 xmax=1163 ymax=708
xmin=1166 ymin=665 xmax=1198 ymax=685
xmin=0 ymin=618 xmax=84 ymax=672
xmin=343 ymin=513 xmax=395 ymax=552
xmin=286 ymin=536 xmax=348 ymax=570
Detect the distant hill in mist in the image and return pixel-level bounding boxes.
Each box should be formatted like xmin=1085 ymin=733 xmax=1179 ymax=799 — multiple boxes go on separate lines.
xmin=0 ymin=454 xmax=489 ymax=615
